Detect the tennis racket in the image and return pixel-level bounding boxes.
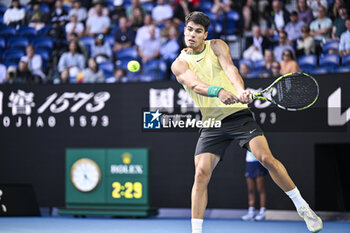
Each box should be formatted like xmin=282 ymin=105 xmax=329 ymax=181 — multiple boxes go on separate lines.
xmin=250 ymin=72 xmax=319 ymax=111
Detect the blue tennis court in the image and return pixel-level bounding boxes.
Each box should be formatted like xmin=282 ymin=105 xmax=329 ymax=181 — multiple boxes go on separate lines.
xmin=1 ymin=216 xmax=349 ymax=233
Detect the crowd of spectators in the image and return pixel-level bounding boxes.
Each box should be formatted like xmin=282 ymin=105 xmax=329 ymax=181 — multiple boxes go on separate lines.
xmin=239 ymin=0 xmax=350 ymax=78
xmin=0 ymin=0 xmax=349 ymax=84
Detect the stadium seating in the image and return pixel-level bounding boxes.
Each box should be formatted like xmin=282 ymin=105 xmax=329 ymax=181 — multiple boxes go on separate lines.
xmin=117 ymin=47 xmax=139 ymax=60
xmin=8 ymin=37 xmax=29 ymax=50
xmin=239 ymin=59 xmax=254 ymax=70
xmin=3 ymin=49 xmax=25 ymax=63
xmin=322 ymin=40 xmax=339 ymax=54
xmin=253 ymin=59 xmax=265 ymax=71
xmin=0 ymin=37 xmax=5 ymax=50
xmin=298 ymin=54 xmax=317 ymax=72
xmin=142 ymin=59 xmax=168 ymax=81
xmin=0 ymin=3 xmax=7 ymax=15
xmin=341 ymin=54 xmax=350 ymax=67
xmin=32 ymin=37 xmax=54 ymax=52
xmin=335 ymin=66 xmax=350 ymax=73
xmin=35 ymin=49 xmax=49 ymax=61
xmin=99 ymin=61 xmax=114 ymax=77
xmin=309 ymin=67 xmax=328 ymax=74
xmin=200 ymin=1 xmax=213 ymax=12
xmin=318 ymin=54 xmax=340 ymax=71
xmin=247 ymin=70 xmax=261 ymax=78
xmin=225 ymin=11 xmax=240 ymax=35
xmin=37 ymin=26 xmax=52 ymax=37
xmin=104 ymin=35 xmax=115 ymax=47
xmin=0 ymin=26 xmax=16 ymax=39
xmin=141 ymin=2 xmax=154 ymax=13
xmin=17 ymin=26 xmax=37 ymax=39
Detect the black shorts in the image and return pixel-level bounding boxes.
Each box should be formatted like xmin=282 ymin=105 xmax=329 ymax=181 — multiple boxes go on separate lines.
xmin=194 ymin=109 xmax=263 ymax=160
xmin=245 ymin=161 xmax=268 ymax=178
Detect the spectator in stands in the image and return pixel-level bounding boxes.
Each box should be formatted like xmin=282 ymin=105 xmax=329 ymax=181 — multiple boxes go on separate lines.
xmin=280 ymin=49 xmax=301 ymax=75
xmin=113 ymin=16 xmax=135 ymax=52
xmin=310 ymin=6 xmax=332 ymax=51
xmin=160 ymin=24 xmax=180 ymax=63
xmin=243 ymin=25 xmax=271 ymax=62
xmin=20 ymin=44 xmax=46 ymax=82
xmin=3 ymin=0 xmax=25 ymax=28
xmin=91 ymin=34 xmax=112 ymax=63
xmin=258 ymin=49 xmax=275 ymax=78
xmin=330 ymin=0 xmax=344 ymax=20
xmin=339 ymin=18 xmax=350 ymax=56
xmin=110 ymin=0 xmax=126 ymax=27
xmin=284 ymin=11 xmax=305 ymax=43
xmin=256 ymin=4 xmax=269 ymax=36
xmin=297 ymin=25 xmax=316 ymax=56
xmin=4 ymin=66 xmax=21 ymax=84
xmin=50 ymin=0 xmax=69 ymax=27
xmin=173 ymin=0 xmax=194 ymax=26
xmin=242 ymin=0 xmax=258 ymax=32
xmin=113 ymin=67 xmax=127 ymax=82
xmin=138 ymin=25 xmax=162 ymax=64
xmin=297 ymin=0 xmax=313 ymax=25
xmin=307 ymin=0 xmax=328 ymax=18
xmin=151 ymin=0 xmax=174 ymax=25
xmin=126 ymin=0 xmax=146 ymax=18
xmin=58 ymin=41 xmax=85 ymax=80
xmin=67 ymin=32 xmax=89 ymax=61
xmin=0 ymin=64 xmax=6 ymax=84
xmin=263 ymin=49 xmax=274 ymax=71
xmin=211 ymin=0 xmax=233 ymax=16
xmin=267 ymin=0 xmax=290 ymax=36
xmin=273 ymin=30 xmax=295 ymax=62
xmin=69 ymin=0 xmax=88 ymax=22
xmin=332 ymin=4 xmax=348 ymax=40
xmin=88 ymin=0 xmax=109 ymax=17
xmin=271 ymin=61 xmax=281 ymax=78
xmin=239 ymin=63 xmax=250 ymax=79
xmin=135 ymin=14 xmax=161 ymax=48
xmin=81 ymin=58 xmax=105 ymax=83
xmin=17 ymin=60 xmax=38 ymax=83
xmin=129 ymin=6 xmax=145 ymax=30
xmin=85 ymin=1 xmax=111 ymax=36
xmin=65 ymin=14 xmax=84 ymax=39
xmin=26 ymin=0 xmax=48 ymax=30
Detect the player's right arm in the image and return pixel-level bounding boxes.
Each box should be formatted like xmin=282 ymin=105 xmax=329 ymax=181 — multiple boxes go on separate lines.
xmin=171 ymin=58 xmax=238 ymax=105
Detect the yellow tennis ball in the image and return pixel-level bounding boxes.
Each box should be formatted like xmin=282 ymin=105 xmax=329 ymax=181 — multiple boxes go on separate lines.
xmin=127 ymin=60 xmax=140 ymax=72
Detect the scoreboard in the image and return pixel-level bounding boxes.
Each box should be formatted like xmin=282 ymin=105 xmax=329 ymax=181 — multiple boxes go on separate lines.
xmin=58 ymin=148 xmax=157 ymax=217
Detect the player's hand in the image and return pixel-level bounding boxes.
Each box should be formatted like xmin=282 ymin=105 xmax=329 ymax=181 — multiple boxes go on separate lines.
xmin=218 ymin=89 xmax=239 ymax=105
xmin=238 ymin=90 xmax=253 ymax=104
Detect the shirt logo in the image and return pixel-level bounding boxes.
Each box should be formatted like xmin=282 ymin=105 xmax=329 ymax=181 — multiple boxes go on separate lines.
xmin=249 ymin=129 xmax=257 ymax=134
xmin=196 ymin=57 xmax=204 ymax=62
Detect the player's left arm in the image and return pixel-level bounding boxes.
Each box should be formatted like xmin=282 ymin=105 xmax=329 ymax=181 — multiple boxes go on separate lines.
xmin=211 ymin=39 xmax=252 ymax=103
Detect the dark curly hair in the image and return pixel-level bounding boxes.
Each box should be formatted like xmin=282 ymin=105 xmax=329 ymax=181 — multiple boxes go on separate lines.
xmin=185 ymin=11 xmax=210 ymax=32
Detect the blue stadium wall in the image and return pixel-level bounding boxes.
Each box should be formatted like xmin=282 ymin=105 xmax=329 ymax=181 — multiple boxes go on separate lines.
xmin=0 ymin=73 xmax=349 ymax=211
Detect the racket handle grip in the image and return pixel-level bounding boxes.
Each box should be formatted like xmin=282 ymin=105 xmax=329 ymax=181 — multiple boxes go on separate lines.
xmin=249 ymin=93 xmax=254 ymax=100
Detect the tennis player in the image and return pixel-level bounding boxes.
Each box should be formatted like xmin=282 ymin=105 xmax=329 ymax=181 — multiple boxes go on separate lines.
xmin=171 ymin=11 xmax=323 ymax=233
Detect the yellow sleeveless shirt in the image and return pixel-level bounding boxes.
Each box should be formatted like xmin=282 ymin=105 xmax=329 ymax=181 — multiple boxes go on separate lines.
xmin=179 ymin=40 xmax=248 ymax=121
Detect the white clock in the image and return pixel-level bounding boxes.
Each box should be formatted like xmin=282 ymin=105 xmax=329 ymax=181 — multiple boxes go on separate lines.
xmin=70 ymin=158 xmax=101 ymax=192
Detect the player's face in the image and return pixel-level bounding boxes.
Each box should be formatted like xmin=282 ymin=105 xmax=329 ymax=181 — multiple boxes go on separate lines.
xmin=184 ymin=22 xmax=208 ymax=50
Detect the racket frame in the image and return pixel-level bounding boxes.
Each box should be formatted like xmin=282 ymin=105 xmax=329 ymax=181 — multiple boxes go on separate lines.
xmin=250 ymin=72 xmax=319 ymax=111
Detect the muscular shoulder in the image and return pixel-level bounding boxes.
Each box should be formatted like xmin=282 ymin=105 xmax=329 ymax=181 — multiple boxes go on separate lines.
xmin=171 ymin=57 xmax=189 ymax=76
xmin=210 ymin=39 xmax=229 ymax=57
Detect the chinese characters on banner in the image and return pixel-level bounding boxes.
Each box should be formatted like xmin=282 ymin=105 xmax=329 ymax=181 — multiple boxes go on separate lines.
xmin=0 ymin=90 xmax=110 ymax=128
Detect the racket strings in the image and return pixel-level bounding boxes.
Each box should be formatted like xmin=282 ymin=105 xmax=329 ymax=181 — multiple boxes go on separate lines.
xmin=273 ymin=74 xmax=318 ymax=109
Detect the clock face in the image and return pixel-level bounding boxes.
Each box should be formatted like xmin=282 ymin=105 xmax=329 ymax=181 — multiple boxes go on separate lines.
xmin=71 ymin=158 xmax=101 ymax=192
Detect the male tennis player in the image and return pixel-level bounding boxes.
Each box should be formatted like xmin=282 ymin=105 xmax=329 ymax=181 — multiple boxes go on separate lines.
xmin=171 ymin=11 xmax=323 ymax=233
